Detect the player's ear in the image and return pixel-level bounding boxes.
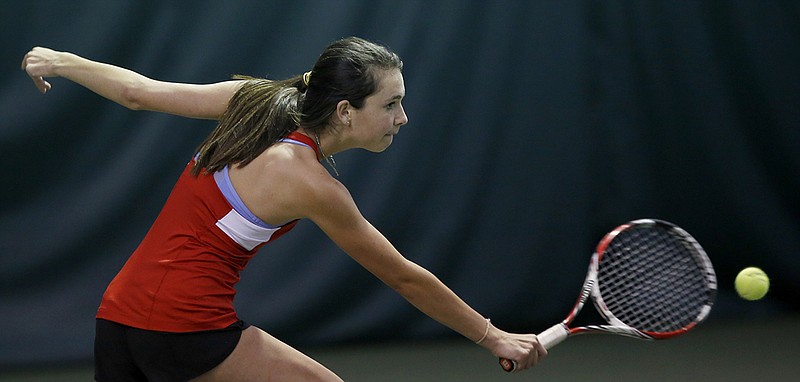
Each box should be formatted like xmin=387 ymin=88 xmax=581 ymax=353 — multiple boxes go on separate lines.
xmin=335 ymin=100 xmax=351 ymax=127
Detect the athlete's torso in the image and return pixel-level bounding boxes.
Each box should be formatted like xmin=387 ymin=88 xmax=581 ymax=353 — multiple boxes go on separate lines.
xmin=96 ymin=132 xmax=318 ymax=332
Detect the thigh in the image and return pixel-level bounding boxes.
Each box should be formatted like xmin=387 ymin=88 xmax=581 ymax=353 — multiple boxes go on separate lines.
xmin=191 ymin=326 xmax=343 ymax=382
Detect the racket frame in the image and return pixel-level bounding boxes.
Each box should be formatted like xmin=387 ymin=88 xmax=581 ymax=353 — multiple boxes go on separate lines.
xmin=500 ymin=218 xmax=717 ymax=372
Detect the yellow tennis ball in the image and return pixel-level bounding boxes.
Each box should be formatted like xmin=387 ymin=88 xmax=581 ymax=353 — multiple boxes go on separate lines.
xmin=735 ymin=267 xmax=769 ymax=301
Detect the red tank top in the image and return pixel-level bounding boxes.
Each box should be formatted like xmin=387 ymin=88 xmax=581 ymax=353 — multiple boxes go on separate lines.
xmin=96 ymin=132 xmax=317 ymax=332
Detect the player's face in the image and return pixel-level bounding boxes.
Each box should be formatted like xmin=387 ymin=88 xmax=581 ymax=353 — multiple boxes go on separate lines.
xmin=349 ymin=69 xmax=408 ymax=152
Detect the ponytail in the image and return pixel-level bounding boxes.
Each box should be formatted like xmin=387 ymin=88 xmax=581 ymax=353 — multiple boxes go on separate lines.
xmin=191 ymin=75 xmax=304 ymax=176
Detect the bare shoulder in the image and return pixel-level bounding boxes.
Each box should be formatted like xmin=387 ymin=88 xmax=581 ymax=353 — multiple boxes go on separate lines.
xmin=242 ymin=145 xmax=404 ymax=276
xmin=291 ymin=163 xmax=360 ymax=226
xmin=269 ymin=154 xmax=370 ymax=236
xmin=231 ymin=144 xmax=359 ymax=227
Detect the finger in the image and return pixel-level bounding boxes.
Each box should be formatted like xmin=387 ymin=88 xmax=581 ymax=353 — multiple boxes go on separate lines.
xmin=32 ymin=76 xmax=50 ymax=93
xmin=535 ymin=340 xmax=548 ymax=358
xmin=21 ymin=53 xmax=30 ymax=71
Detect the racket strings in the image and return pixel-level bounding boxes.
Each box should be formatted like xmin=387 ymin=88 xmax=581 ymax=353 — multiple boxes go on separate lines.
xmin=596 ymin=226 xmax=713 ymax=333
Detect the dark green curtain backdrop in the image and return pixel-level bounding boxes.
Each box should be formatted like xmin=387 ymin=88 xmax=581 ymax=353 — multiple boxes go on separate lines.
xmin=1 ymin=0 xmax=798 ymax=366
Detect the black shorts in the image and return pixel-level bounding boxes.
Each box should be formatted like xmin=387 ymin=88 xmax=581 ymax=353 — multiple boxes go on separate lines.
xmin=94 ymin=318 xmax=249 ymax=382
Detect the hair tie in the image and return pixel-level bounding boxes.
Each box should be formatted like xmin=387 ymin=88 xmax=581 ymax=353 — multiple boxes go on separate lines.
xmin=302 ymin=71 xmax=312 ymax=87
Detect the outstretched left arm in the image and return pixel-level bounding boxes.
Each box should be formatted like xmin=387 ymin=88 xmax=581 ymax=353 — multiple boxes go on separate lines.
xmin=21 ymin=46 xmax=241 ymax=120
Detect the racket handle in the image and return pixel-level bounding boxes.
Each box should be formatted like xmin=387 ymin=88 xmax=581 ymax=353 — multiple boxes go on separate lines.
xmin=499 ymin=324 xmax=569 ymax=372
xmin=499 ymin=358 xmax=518 ymax=372
xmin=537 ymin=323 xmax=569 ymax=349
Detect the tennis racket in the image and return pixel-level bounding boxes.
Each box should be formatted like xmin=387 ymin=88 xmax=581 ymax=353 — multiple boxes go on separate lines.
xmin=500 ymin=218 xmax=717 ymax=372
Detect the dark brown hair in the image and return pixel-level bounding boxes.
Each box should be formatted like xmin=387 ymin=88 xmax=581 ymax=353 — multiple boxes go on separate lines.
xmin=192 ymin=37 xmax=403 ymax=175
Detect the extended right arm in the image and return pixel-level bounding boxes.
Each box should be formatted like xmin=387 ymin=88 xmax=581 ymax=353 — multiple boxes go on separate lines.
xmin=21 ymin=47 xmax=241 ymax=120
xmin=289 ymin=168 xmax=546 ymax=371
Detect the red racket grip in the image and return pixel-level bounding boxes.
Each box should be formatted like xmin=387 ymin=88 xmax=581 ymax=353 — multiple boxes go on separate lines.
xmin=499 ymin=358 xmax=517 ymax=372
xmin=499 ymin=324 xmax=569 ymax=372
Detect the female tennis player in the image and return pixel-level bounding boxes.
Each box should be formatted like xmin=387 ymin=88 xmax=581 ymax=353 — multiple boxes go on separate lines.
xmin=22 ymin=37 xmax=546 ymax=381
